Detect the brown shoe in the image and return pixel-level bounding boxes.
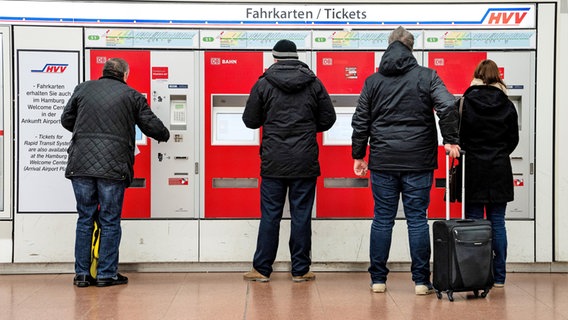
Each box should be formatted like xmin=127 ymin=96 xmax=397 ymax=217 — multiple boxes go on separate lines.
xmin=292 ymin=271 xmax=316 ymax=282
xmin=243 ymin=268 xmax=270 ymax=282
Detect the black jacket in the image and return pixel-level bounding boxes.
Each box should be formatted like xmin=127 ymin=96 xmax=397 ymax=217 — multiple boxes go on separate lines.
xmin=351 ymin=41 xmax=459 ymax=171
xmin=460 ymin=84 xmax=519 ymax=203
xmin=61 ymin=75 xmax=170 ymax=186
xmin=243 ymin=59 xmax=336 ymax=178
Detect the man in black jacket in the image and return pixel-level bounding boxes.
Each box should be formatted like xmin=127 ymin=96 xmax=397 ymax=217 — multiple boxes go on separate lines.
xmin=242 ymin=40 xmax=336 ymax=282
xmin=351 ymin=27 xmax=461 ymax=295
xmin=62 ymin=58 xmax=170 ymax=287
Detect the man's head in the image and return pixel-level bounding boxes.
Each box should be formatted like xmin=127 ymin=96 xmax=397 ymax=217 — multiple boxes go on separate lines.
xmin=272 ymin=39 xmax=299 ymax=60
xmin=388 ymin=26 xmax=414 ymax=51
xmin=102 ymin=58 xmax=130 ymax=81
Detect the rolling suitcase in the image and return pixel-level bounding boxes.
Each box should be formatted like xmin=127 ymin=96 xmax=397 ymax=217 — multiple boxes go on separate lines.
xmin=433 ymin=152 xmax=493 ymax=301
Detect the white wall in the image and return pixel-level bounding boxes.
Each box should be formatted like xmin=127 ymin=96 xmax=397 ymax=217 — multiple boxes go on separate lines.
xmin=555 ymin=0 xmax=568 ymax=261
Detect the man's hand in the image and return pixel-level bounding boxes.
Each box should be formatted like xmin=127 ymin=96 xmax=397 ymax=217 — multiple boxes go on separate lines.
xmin=444 ymin=144 xmax=461 ymax=158
xmin=353 ymin=159 xmax=368 ymax=176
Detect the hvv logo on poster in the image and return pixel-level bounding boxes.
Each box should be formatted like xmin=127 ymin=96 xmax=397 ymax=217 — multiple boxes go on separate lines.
xmin=31 ymin=64 xmax=68 ymax=73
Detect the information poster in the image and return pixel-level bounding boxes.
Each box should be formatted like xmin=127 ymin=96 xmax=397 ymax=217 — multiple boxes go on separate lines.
xmin=17 ymin=50 xmax=79 ymax=212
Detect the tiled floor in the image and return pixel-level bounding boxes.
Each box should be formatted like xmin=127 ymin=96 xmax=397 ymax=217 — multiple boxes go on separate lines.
xmin=1 ymin=271 xmax=568 ymax=320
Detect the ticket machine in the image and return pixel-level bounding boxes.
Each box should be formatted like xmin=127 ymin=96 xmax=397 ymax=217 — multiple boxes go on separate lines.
xmin=203 ymin=47 xmax=312 ymax=218
xmin=424 ymin=33 xmax=535 ymax=219
xmin=314 ymin=51 xmax=376 ymax=218
xmin=201 ymin=30 xmax=312 ymax=219
xmin=312 ymin=30 xmax=424 ymax=219
xmin=426 ymin=51 xmax=488 ymax=219
xmin=87 ymin=49 xmax=197 ymax=218
xmin=203 ymin=51 xmax=264 ymax=218
xmin=88 ymin=49 xmax=152 ymax=218
xmin=149 ymin=51 xmax=197 ymax=218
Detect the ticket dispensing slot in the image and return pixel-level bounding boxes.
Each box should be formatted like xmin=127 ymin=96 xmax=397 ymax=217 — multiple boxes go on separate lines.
xmin=211 ymin=94 xmax=259 ymax=189
xmin=324 ymin=178 xmax=368 ymax=188
xmin=212 ymin=178 xmax=258 ymax=188
xmin=323 ymin=94 xmax=368 ymax=188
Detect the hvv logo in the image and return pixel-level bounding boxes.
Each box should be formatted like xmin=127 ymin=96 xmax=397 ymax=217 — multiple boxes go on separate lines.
xmin=483 ymin=8 xmax=530 ymax=25
xmin=31 ymin=64 xmax=68 ymax=73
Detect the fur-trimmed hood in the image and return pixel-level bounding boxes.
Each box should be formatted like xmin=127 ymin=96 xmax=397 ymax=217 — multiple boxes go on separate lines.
xmin=470 ymin=78 xmax=508 ymax=94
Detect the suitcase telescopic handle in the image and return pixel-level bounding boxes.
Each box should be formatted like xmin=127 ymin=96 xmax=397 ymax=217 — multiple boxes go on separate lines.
xmin=445 ymin=150 xmax=466 ymax=220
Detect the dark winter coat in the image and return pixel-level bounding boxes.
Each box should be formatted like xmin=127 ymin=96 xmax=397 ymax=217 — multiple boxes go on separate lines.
xmin=460 ymin=84 xmax=519 ymax=203
xmin=242 ymin=59 xmax=336 ymax=178
xmin=61 ymin=75 xmax=170 ymax=186
xmin=351 ymin=41 xmax=459 ymax=171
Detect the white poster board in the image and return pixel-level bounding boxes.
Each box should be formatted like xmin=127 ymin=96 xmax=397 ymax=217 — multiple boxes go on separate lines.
xmin=17 ymin=50 xmax=78 ymax=212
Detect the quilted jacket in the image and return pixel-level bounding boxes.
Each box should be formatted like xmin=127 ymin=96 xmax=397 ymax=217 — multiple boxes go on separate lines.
xmin=351 ymin=41 xmax=459 ymax=171
xmin=61 ymin=75 xmax=170 ymax=186
xmin=243 ymin=59 xmax=336 ymax=178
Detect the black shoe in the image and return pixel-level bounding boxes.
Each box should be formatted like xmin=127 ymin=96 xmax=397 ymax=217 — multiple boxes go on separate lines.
xmin=73 ymin=274 xmax=96 ymax=288
xmin=96 ymin=273 xmax=128 ymax=287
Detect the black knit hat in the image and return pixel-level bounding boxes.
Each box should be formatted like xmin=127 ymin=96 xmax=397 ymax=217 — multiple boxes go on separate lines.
xmin=272 ymin=39 xmax=298 ymax=60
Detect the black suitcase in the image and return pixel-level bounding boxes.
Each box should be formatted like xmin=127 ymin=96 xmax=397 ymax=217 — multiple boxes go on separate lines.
xmin=433 ymin=153 xmax=493 ymax=301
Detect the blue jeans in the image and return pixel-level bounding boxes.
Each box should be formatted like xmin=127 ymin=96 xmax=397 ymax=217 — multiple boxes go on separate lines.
xmin=253 ymin=177 xmax=316 ymax=277
xmin=72 ymin=177 xmax=127 ymax=279
xmin=465 ymin=202 xmax=507 ymax=284
xmin=369 ymin=170 xmax=433 ymax=285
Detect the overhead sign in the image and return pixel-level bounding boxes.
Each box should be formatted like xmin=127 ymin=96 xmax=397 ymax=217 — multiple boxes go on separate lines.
xmin=0 ymin=1 xmax=536 ymax=29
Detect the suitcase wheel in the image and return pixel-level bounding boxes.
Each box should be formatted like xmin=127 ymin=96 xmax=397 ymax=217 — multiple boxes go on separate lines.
xmin=435 ymin=290 xmax=442 ymax=299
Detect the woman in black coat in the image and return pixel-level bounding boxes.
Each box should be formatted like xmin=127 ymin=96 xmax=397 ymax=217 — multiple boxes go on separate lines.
xmin=459 ymin=59 xmax=519 ymax=288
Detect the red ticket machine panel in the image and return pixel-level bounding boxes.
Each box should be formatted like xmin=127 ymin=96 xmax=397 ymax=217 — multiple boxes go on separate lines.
xmin=204 ymin=51 xmax=263 ymax=218
xmin=315 ymin=51 xmax=376 ymax=218
xmin=90 ymin=50 xmax=152 ymax=218
xmin=89 ymin=50 xmax=152 ymax=218
xmin=427 ymin=51 xmax=487 ymax=218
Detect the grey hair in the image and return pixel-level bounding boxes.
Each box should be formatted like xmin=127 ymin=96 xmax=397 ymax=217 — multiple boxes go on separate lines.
xmin=388 ymin=26 xmax=414 ymax=50
xmin=102 ymin=58 xmax=129 ymax=78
